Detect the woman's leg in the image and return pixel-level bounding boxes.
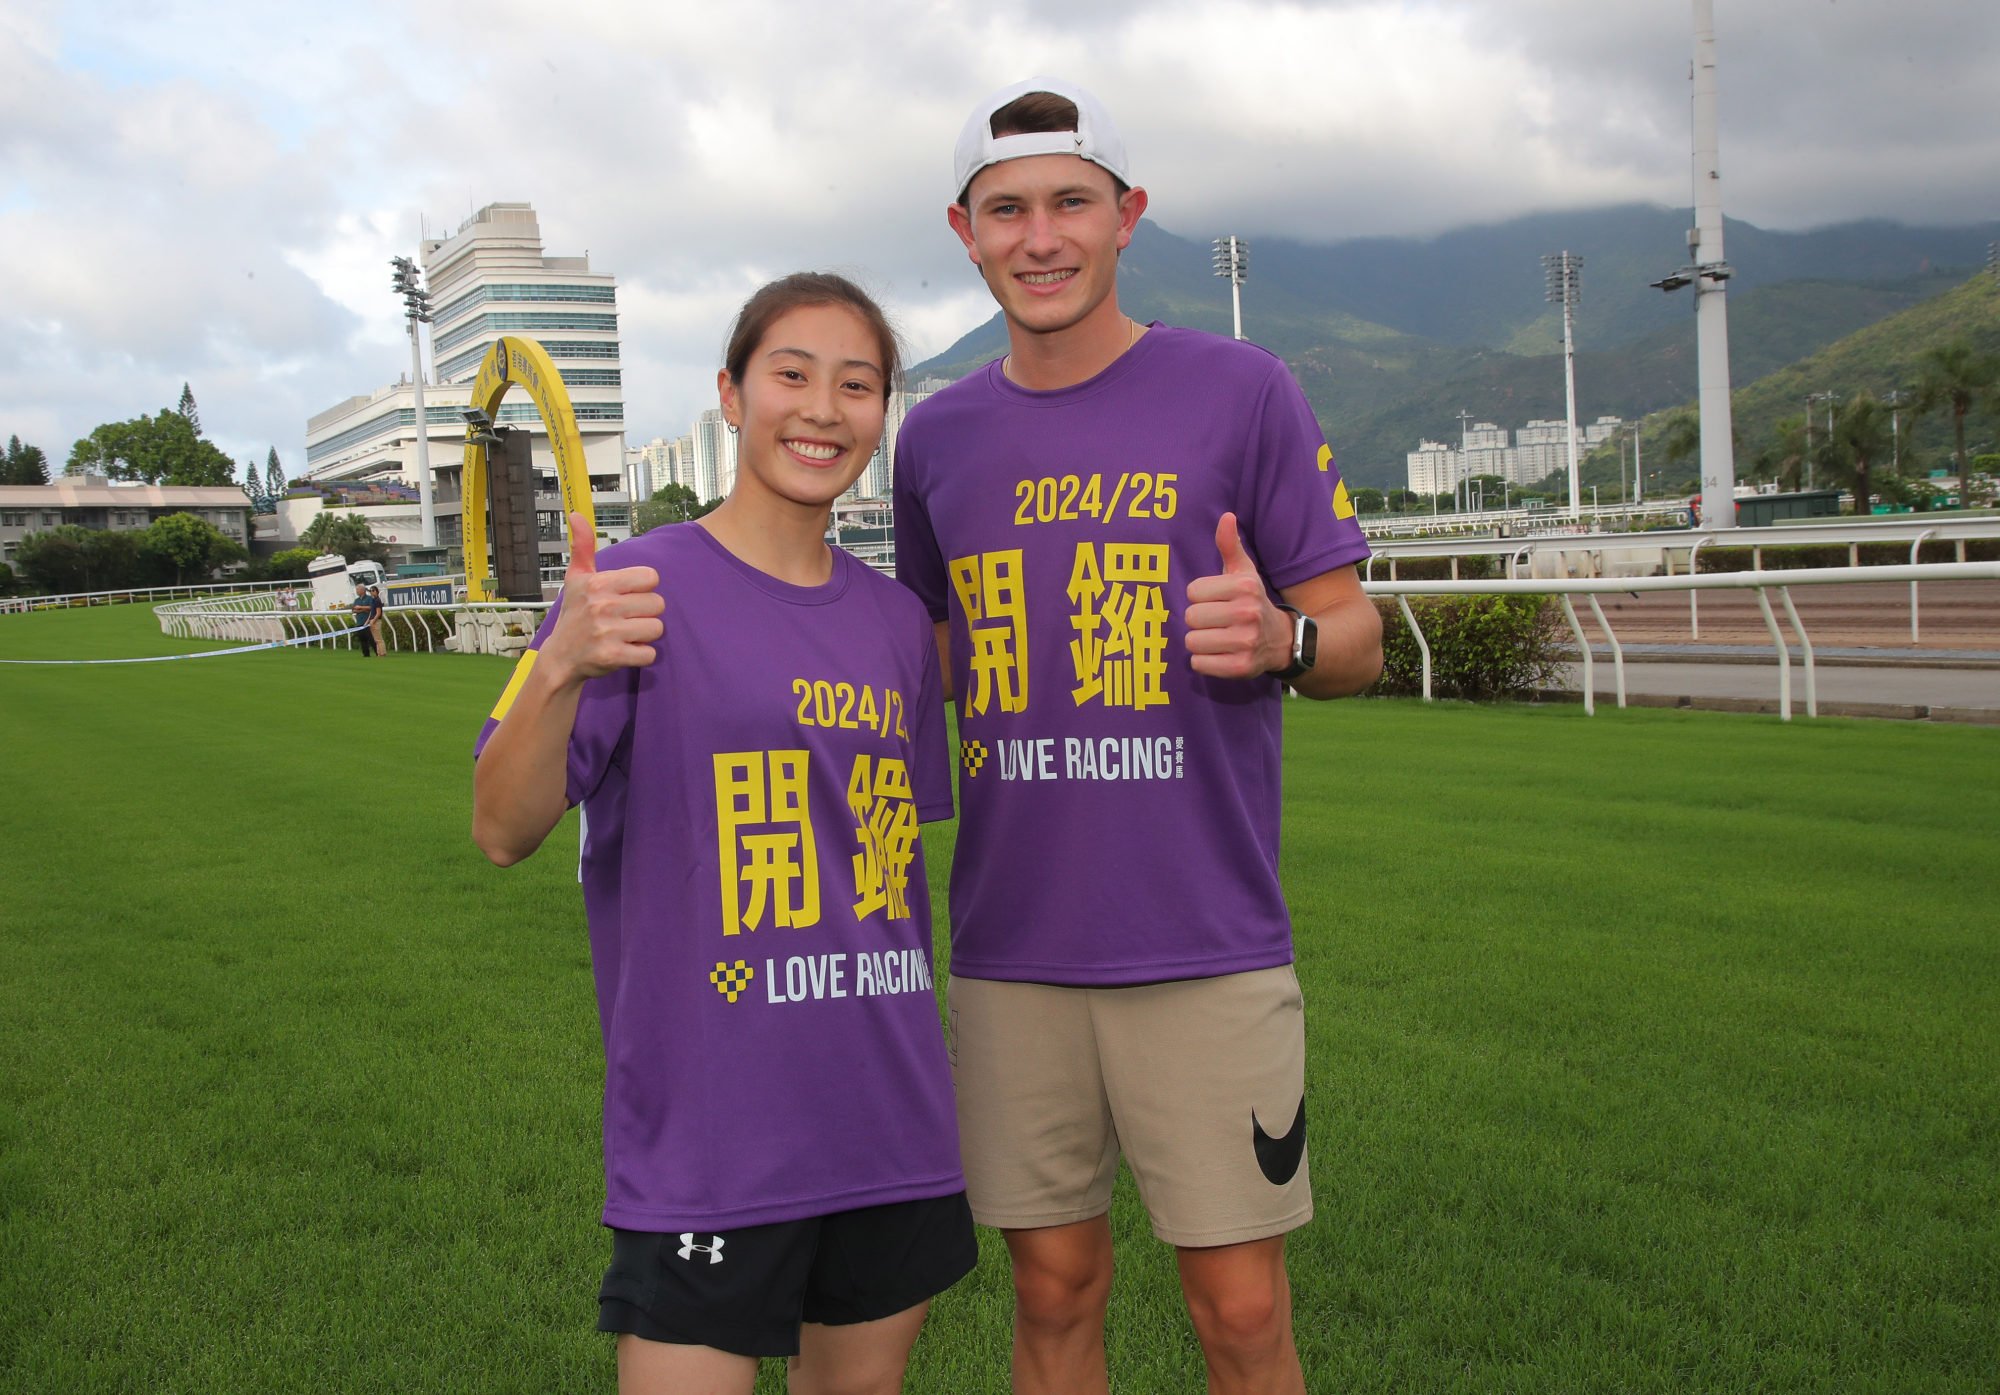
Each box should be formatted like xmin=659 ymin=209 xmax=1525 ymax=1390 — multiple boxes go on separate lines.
xmin=786 ymin=1301 xmax=929 ymax=1395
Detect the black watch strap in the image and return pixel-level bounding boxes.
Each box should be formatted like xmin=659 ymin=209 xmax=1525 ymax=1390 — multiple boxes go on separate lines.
xmin=1273 ymin=603 xmax=1317 ymax=683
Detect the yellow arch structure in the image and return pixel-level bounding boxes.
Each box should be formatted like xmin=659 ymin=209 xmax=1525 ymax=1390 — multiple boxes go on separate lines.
xmin=461 ymin=336 xmax=597 ymax=602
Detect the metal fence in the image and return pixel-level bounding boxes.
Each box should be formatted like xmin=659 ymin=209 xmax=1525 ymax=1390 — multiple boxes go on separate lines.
xmin=1366 ymin=561 xmax=2000 ymax=720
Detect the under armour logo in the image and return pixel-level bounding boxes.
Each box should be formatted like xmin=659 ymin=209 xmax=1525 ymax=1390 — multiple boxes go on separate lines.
xmin=677 ymin=1233 xmax=725 ymax=1264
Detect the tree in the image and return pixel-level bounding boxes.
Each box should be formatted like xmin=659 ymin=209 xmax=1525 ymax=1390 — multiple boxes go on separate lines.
xmin=1658 ymin=409 xmax=1702 ymax=478
xmin=1821 ymin=392 xmax=1895 ymax=514
xmin=265 ymin=448 xmax=287 ymax=508
xmin=1750 ymin=415 xmax=1808 ymax=492
xmin=264 ymin=546 xmax=322 ymax=581
xmin=176 ymin=383 xmax=201 ymax=436
xmin=3 ymin=434 xmax=51 ymax=485
xmin=299 ymin=510 xmax=388 ymax=564
xmin=1386 ymin=488 xmax=1420 ymax=513
xmin=633 ymin=482 xmax=706 ymax=535
xmin=143 ymin=512 xmax=245 ymax=585
xmin=243 ymin=461 xmax=264 ymax=512
xmin=11 ymin=525 xmax=143 ymax=594
xmin=1351 ymin=486 xmax=1386 ymax=516
xmin=1913 ymin=340 xmax=2000 ymax=507
xmin=67 ymin=411 xmax=234 ymax=486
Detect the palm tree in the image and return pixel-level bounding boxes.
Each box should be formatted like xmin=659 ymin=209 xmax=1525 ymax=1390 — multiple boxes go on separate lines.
xmin=1913 ymin=340 xmax=2000 ymax=507
xmin=1751 ymin=415 xmax=1808 ymax=492
xmin=1823 ymin=392 xmax=1894 ymax=515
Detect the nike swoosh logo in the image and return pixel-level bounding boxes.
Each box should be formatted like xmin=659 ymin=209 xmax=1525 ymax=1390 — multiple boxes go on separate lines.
xmin=1252 ymin=1099 xmax=1307 ymax=1186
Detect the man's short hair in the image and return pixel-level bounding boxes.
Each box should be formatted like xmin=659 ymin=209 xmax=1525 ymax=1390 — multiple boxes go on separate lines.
xmin=954 ymin=77 xmax=1132 ymax=206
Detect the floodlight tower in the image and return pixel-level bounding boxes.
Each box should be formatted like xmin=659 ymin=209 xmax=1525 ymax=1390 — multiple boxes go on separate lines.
xmin=390 ymin=255 xmax=437 ymax=547
xmin=1212 ymin=236 xmax=1248 ymax=340
xmin=1651 ymin=0 xmax=1739 ymax=529
xmin=1543 ymin=250 xmax=1584 ymax=519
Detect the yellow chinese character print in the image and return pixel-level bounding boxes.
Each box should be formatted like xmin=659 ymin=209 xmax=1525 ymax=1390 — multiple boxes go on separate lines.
xmin=713 ymin=750 xmax=820 ymax=936
xmin=949 ymin=550 xmax=1029 ymax=716
xmin=848 ymin=755 xmax=919 ymax=922
xmin=1068 ymin=542 xmax=1171 ymax=710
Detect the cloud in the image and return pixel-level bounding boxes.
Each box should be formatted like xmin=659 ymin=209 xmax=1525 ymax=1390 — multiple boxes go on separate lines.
xmin=2 ymin=0 xmax=1995 ymax=469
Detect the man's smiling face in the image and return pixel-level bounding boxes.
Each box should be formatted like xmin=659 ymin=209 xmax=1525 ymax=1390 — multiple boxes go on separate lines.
xmin=949 ymin=154 xmax=1145 ymax=342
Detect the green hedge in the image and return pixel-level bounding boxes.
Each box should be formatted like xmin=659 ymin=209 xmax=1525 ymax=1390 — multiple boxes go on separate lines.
xmin=1369 ymin=595 xmax=1566 ymax=701
xmin=1695 ymin=539 xmax=2000 ymax=572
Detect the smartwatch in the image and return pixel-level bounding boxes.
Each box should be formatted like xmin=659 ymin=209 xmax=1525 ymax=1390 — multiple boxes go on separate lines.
xmin=1273 ymin=603 xmax=1317 ymax=684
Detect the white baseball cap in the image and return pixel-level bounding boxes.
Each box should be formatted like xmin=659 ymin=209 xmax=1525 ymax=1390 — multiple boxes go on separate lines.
xmin=954 ymin=76 xmax=1132 ymax=200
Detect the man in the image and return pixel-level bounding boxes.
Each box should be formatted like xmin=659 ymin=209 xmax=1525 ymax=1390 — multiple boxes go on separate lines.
xmin=893 ymin=78 xmax=1383 ymax=1395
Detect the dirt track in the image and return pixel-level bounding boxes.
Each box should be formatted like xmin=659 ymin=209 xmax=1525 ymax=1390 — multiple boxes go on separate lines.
xmin=1581 ymin=579 xmax=2000 ymax=652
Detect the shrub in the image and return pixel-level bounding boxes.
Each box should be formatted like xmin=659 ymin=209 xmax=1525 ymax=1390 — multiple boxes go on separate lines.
xmin=1370 ymin=595 xmax=1566 ymax=701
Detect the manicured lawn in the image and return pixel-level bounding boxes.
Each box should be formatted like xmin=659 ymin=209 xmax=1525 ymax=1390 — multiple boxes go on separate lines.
xmin=3 ymin=604 xmax=1995 ymax=1392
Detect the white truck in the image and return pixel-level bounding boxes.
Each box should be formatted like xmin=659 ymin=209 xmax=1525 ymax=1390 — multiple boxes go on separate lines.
xmin=306 ymin=554 xmax=388 ymax=609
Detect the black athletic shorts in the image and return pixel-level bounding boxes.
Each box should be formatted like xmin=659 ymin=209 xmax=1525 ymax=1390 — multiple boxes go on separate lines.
xmin=596 ymin=1191 xmax=976 ymax=1359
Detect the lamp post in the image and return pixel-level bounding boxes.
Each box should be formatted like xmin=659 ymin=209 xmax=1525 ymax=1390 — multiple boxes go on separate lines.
xmin=1211 ymin=236 xmax=1248 ymax=341
xmin=1885 ymin=388 xmax=1911 ymax=473
xmin=390 ymin=256 xmax=436 ymax=548
xmin=1648 ymin=0 xmax=1739 ymax=529
xmin=1542 ymin=250 xmax=1584 ymax=520
xmin=1807 ymin=391 xmax=1839 ymax=490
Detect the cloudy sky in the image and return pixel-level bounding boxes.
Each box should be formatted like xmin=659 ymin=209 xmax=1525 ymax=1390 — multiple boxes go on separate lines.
xmin=3 ymin=0 xmax=1996 ymax=475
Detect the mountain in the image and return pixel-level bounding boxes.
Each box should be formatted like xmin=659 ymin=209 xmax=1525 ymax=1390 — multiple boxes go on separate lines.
xmin=910 ymin=206 xmax=2000 ymax=488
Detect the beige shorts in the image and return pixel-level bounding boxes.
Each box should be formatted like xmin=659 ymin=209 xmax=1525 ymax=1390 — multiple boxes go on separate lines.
xmin=946 ymin=966 xmax=1312 ymax=1248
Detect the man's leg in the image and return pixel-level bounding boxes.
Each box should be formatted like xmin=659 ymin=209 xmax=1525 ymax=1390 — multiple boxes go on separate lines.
xmin=1176 ymin=1235 xmax=1305 ymax=1395
xmin=947 ymin=975 xmax=1121 ymax=1395
xmin=1004 ymin=1216 xmax=1114 ymax=1395
xmin=787 ymin=1301 xmax=930 ymax=1395
xmin=1093 ymin=968 xmax=1312 ymax=1393
xmin=614 ymin=1333 xmax=756 ymax=1395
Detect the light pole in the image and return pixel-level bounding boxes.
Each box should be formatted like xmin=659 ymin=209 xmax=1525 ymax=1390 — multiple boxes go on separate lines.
xmin=1455 ymin=408 xmax=1473 ymax=512
xmin=1649 ymin=0 xmax=1739 ymax=529
xmin=1632 ymin=417 xmax=1645 ymax=505
xmin=1807 ymin=391 xmax=1839 ymax=490
xmin=1543 ymin=250 xmax=1584 ymax=520
xmin=1211 ymin=236 xmax=1248 ymax=341
xmin=390 ymin=256 xmax=436 ymax=548
xmin=1885 ymin=388 xmax=1911 ymax=473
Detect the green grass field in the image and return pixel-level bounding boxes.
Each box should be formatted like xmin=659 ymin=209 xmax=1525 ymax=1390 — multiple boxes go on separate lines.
xmin=3 ymin=605 xmax=1996 ymax=1393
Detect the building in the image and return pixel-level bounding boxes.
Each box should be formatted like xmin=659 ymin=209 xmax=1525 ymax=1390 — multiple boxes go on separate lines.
xmin=848 ymin=376 xmax=953 ymax=502
xmin=690 ymin=409 xmax=737 ymax=503
xmin=1406 ymin=415 xmax=1626 ymax=495
xmin=1404 ymin=441 xmax=1459 ymax=496
xmin=627 ymin=434 xmax=699 ymax=499
xmin=301 ymin=202 xmax=631 ymax=568
xmin=0 ymin=477 xmax=252 ymax=572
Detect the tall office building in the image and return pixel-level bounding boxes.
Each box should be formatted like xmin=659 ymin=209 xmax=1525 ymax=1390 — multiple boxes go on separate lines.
xmin=303 ymin=201 xmax=631 ymax=563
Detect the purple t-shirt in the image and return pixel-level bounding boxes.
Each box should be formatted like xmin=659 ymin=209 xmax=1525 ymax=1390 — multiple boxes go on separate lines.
xmin=475 ymin=524 xmax=962 ymax=1231
xmin=893 ymin=325 xmax=1370 ymax=987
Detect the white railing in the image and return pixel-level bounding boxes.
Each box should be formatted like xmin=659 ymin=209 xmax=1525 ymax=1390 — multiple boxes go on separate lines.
xmin=156 ymin=592 xmax=552 ymax=655
xmin=1364 ymin=561 xmax=2000 ymax=721
xmin=0 ymin=577 xmax=311 ymax=614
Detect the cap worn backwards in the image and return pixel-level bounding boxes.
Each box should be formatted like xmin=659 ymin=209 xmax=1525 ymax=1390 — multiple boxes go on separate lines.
xmin=954 ymin=76 xmax=1131 ymax=200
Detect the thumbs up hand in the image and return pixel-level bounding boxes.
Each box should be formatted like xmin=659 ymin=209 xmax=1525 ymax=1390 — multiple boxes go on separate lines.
xmin=1181 ymin=512 xmax=1289 ymax=680
xmin=540 ymin=511 xmax=666 ymax=683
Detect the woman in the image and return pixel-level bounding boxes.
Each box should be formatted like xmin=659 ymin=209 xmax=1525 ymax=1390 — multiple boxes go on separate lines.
xmin=472 ymin=274 xmax=973 ymax=1394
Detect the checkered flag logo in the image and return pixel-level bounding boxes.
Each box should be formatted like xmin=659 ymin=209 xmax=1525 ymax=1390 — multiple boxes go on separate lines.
xmin=961 ymin=739 xmax=988 ymax=778
xmin=709 ymin=959 xmax=755 ymax=1003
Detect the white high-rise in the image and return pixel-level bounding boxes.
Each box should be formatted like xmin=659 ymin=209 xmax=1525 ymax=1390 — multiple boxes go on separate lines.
xmin=302 ymin=202 xmax=631 ymax=563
